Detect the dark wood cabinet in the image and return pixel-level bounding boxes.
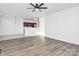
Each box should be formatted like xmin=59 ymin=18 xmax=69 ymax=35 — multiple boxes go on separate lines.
xmin=23 ymin=22 xmax=37 ymax=28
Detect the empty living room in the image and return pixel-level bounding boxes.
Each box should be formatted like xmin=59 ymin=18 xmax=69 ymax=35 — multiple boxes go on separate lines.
xmin=0 ymin=0 xmax=79 ymax=57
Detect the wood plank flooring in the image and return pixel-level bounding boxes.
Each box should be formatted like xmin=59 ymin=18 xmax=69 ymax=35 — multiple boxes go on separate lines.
xmin=0 ymin=49 xmax=2 ymax=56
xmin=0 ymin=36 xmax=79 ymax=56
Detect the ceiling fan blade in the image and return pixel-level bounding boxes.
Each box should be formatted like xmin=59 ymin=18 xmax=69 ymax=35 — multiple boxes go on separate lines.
xmin=39 ymin=3 xmax=44 ymax=7
xmin=39 ymin=7 xmax=47 ymax=9
xmin=30 ymin=3 xmax=35 ymax=7
xmin=36 ymin=4 xmax=38 ymax=7
xmin=27 ymin=8 xmax=34 ymax=9
xmin=32 ymin=9 xmax=35 ymax=12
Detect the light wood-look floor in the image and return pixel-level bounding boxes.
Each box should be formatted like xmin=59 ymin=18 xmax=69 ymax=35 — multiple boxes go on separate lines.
xmin=0 ymin=49 xmax=2 ymax=56
xmin=0 ymin=36 xmax=79 ymax=56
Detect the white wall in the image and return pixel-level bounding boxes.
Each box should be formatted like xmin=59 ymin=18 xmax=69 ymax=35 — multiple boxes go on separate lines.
xmin=0 ymin=15 xmax=4 ymax=35
xmin=45 ymin=6 xmax=79 ymax=45
xmin=0 ymin=15 xmax=45 ymax=37
xmin=37 ymin=17 xmax=45 ymax=36
xmin=1 ymin=16 xmax=23 ymax=35
xmin=0 ymin=19 xmax=2 ymax=35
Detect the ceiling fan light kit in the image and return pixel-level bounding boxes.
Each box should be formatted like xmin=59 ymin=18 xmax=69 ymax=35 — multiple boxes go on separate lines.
xmin=27 ymin=3 xmax=47 ymax=12
xmin=35 ymin=8 xmax=39 ymax=11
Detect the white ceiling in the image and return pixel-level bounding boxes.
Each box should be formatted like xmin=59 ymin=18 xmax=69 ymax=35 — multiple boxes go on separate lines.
xmin=0 ymin=3 xmax=79 ymax=18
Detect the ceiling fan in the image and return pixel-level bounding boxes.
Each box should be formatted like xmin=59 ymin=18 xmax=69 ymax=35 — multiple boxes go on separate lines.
xmin=27 ymin=3 xmax=47 ymax=12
